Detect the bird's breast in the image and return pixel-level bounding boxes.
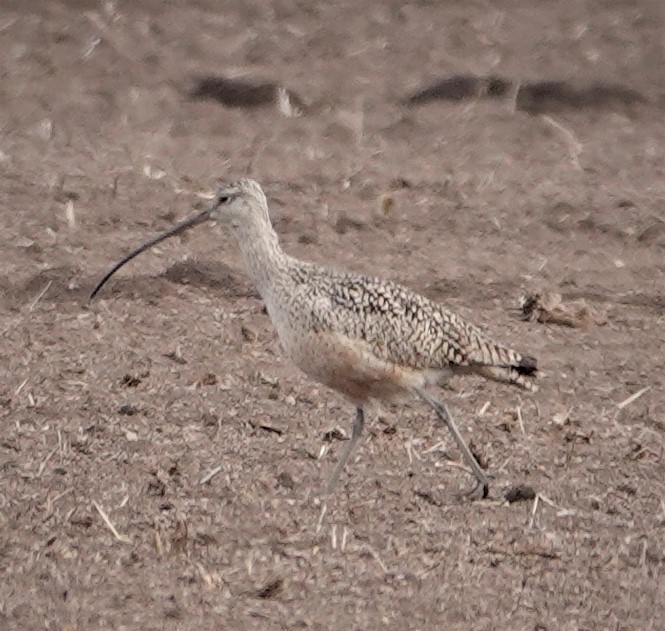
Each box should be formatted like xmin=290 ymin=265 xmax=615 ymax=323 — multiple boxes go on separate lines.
xmin=276 ymin=324 xmax=445 ymax=405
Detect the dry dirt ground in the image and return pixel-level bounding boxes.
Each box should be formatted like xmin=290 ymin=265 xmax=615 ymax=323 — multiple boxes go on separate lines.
xmin=1 ymin=1 xmax=664 ymax=629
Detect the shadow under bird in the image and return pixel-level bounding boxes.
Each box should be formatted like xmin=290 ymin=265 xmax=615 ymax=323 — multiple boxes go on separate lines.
xmin=90 ymin=179 xmax=538 ymax=498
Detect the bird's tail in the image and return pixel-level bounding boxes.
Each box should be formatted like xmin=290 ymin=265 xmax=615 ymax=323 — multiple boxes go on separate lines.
xmin=467 ymin=338 xmax=539 ymax=392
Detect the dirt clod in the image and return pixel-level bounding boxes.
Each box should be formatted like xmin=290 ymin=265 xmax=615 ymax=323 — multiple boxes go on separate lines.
xmin=121 ymin=373 xmax=146 ymax=388
xmin=519 ymin=291 xmax=607 ymax=327
xmin=197 ymin=373 xmax=218 ymax=387
xmin=505 ymin=485 xmax=537 ymax=503
xmin=256 ymin=578 xmax=284 ymax=599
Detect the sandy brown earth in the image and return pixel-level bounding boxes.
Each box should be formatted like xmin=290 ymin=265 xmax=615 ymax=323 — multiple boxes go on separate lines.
xmin=1 ymin=1 xmax=664 ymax=629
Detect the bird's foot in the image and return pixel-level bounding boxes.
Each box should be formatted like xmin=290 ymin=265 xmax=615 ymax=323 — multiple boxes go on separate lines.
xmin=459 ymin=478 xmax=489 ymax=501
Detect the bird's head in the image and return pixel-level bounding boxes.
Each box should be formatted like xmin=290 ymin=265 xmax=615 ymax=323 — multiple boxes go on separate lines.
xmin=89 ymin=178 xmax=270 ymax=299
xmin=208 ymin=178 xmax=270 ymax=229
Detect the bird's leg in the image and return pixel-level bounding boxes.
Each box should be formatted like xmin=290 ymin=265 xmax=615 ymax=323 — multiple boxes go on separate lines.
xmin=325 ymin=407 xmax=365 ymax=494
xmin=416 ymin=389 xmax=489 ymax=499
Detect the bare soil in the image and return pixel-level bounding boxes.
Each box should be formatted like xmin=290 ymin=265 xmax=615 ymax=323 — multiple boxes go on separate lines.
xmin=1 ymin=1 xmax=664 ymax=629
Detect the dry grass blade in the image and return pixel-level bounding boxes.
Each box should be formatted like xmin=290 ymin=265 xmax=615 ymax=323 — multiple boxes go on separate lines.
xmin=199 ymin=465 xmax=223 ymax=485
xmin=276 ymin=86 xmax=304 ymax=118
xmin=617 ymin=387 xmax=650 ymax=410
xmin=541 ymin=115 xmax=583 ymax=170
xmin=528 ymin=493 xmax=540 ymax=529
xmin=65 ymin=200 xmax=76 ymax=228
xmin=36 ymin=446 xmax=58 ymax=477
xmin=315 ymin=503 xmax=327 ymax=534
xmin=93 ymin=501 xmax=132 ymax=544
xmin=28 ymin=281 xmax=52 ymax=312
xmin=363 ymin=545 xmax=389 ymax=573
xmin=14 ymin=378 xmax=28 ymax=397
xmin=171 ymin=513 xmax=188 ymax=556
xmin=516 ymin=404 xmax=525 ymax=435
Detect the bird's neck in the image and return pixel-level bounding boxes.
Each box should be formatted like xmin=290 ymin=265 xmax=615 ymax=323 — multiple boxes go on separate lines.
xmin=232 ymin=215 xmax=291 ymax=297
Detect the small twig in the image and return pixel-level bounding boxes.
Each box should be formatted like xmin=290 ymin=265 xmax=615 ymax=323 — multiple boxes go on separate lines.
xmin=486 ymin=545 xmax=559 ymax=560
xmin=537 ymin=493 xmax=575 ymax=517
xmin=14 ymin=378 xmax=28 ymax=397
xmin=199 ymin=465 xmax=223 ymax=485
xmin=405 ymin=439 xmax=421 ymax=463
xmin=154 ymin=530 xmax=165 ymax=557
xmin=445 ymin=460 xmax=473 ymax=476
xmin=315 ymin=502 xmax=327 ymax=534
xmin=507 ymin=80 xmax=522 ymax=114
xmin=93 ymin=501 xmax=132 ymax=544
xmin=65 ymin=200 xmax=76 ymax=228
xmin=533 ymin=399 xmax=541 ymax=419
xmin=364 ymin=545 xmax=388 ymax=573
xmin=82 ymin=37 xmax=102 ymax=59
xmin=85 ymin=11 xmax=134 ymax=63
xmin=416 ymin=561 xmax=442 ymax=579
xmin=516 ymin=403 xmax=525 ymax=436
xmin=528 ymin=493 xmax=540 ymax=529
xmin=541 ymin=115 xmax=582 ymax=170
xmin=29 ymin=281 xmax=52 ymax=312
xmin=537 ymin=493 xmax=559 ymax=509
xmin=331 ymin=524 xmax=337 ymax=549
xmin=248 ymin=419 xmax=283 ymax=435
xmin=341 ymin=526 xmax=349 ymax=552
xmin=422 ymin=441 xmax=446 ymax=455
xmin=50 ymin=488 xmax=72 ymax=504
xmin=36 ymin=446 xmax=58 ymax=477
xmin=405 ymin=440 xmax=413 ymax=465
xmin=43 ymin=488 xmax=73 ymax=521
xmin=617 ymin=387 xmax=650 ymax=410
xmin=640 ymin=539 xmax=648 ymax=571
xmin=0 ymin=18 xmax=18 ymax=33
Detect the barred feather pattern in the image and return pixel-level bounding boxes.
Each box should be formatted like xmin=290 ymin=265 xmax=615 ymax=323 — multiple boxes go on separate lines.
xmin=215 ymin=178 xmax=538 ymax=400
xmin=279 ymin=264 xmax=538 ymax=392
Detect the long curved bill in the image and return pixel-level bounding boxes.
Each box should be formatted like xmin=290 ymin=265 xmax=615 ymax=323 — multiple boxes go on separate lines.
xmin=89 ymin=206 xmax=214 ymax=300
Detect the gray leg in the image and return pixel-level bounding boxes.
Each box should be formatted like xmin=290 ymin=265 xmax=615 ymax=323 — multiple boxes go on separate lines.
xmin=416 ymin=389 xmax=489 ymax=499
xmin=325 ymin=407 xmax=365 ymax=494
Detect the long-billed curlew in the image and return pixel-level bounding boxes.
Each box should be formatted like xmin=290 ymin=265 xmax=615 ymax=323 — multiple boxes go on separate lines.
xmin=91 ymin=179 xmax=538 ymax=498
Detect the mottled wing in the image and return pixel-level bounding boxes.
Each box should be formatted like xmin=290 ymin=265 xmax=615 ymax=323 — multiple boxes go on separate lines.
xmin=303 ymin=269 xmax=537 ymax=389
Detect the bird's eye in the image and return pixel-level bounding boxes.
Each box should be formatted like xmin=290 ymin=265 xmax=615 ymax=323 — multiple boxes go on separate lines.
xmin=218 ymin=194 xmax=230 ymax=205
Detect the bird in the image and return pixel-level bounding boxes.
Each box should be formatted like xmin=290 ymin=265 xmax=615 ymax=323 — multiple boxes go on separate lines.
xmin=90 ymin=178 xmax=538 ymax=498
